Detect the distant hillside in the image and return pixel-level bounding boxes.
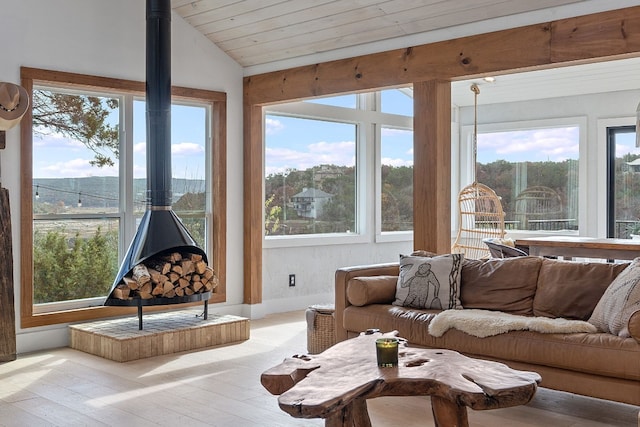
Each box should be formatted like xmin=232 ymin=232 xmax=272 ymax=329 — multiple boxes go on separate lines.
xmin=33 ymin=177 xmax=205 ymax=208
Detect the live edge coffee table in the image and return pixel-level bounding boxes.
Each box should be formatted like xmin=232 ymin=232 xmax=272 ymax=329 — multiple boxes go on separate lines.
xmin=261 ymin=331 xmax=541 ymax=427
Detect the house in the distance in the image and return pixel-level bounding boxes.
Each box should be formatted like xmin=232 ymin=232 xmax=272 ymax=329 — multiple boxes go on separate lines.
xmin=291 ymin=188 xmax=332 ymax=218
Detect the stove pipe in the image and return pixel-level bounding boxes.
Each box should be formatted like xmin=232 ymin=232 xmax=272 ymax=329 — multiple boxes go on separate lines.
xmin=104 ymin=0 xmax=207 ymax=306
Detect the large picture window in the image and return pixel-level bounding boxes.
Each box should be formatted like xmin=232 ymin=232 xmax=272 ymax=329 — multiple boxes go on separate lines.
xmin=466 ymin=121 xmax=581 ymax=232
xmin=264 ymin=88 xmax=413 ymax=240
xmin=606 ymin=125 xmax=639 ymax=238
xmin=21 ymin=68 xmax=227 ymax=327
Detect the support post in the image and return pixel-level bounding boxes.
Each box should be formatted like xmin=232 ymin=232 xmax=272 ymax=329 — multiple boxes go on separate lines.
xmin=0 ymin=187 xmax=16 ymax=362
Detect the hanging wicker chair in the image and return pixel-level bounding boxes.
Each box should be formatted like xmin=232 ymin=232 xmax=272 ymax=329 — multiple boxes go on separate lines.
xmin=450 ymin=83 xmax=506 ymax=259
xmin=451 ymin=182 xmax=506 ymax=259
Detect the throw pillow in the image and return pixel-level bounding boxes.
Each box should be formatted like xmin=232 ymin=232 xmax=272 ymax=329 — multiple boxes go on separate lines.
xmin=533 ymin=259 xmax=629 ymax=320
xmin=460 ymin=257 xmax=543 ymax=315
xmin=392 ymin=253 xmax=463 ymax=310
xmin=588 ymin=257 xmax=640 ymax=338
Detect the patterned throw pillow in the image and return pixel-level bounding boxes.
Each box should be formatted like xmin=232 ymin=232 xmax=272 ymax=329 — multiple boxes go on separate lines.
xmin=588 ymin=257 xmax=640 ymax=338
xmin=392 ymin=253 xmax=464 ymax=310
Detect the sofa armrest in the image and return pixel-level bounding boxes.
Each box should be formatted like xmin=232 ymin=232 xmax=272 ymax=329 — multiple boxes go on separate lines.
xmin=335 ymin=263 xmax=399 ymax=342
xmin=628 ymin=310 xmax=640 ymax=343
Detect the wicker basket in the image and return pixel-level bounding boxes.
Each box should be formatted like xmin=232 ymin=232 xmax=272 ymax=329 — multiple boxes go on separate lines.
xmin=306 ymin=304 xmax=336 ymax=354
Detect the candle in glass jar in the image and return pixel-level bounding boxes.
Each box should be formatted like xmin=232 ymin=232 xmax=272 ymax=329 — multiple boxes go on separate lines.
xmin=376 ymin=338 xmax=399 ymax=367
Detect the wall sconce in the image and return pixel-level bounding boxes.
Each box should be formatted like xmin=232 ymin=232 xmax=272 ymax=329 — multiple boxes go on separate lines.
xmin=0 ymin=82 xmax=30 ymax=149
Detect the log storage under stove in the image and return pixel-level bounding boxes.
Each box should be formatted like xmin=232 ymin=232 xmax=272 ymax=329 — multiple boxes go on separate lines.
xmin=104 ymin=0 xmax=214 ymax=329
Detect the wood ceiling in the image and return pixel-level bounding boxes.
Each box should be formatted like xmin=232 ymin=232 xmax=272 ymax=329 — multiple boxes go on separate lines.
xmin=173 ymin=1 xmax=640 ymax=105
xmin=172 ymin=0 xmax=585 ymax=69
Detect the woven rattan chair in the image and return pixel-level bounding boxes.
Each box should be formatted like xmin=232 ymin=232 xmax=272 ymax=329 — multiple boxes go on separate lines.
xmin=451 ymin=183 xmax=506 ymax=259
xmin=514 ymin=186 xmax=563 ymax=230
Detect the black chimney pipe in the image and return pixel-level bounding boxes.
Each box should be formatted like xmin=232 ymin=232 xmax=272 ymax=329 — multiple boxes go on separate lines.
xmin=146 ymin=0 xmax=172 ymax=208
xmin=104 ymin=0 xmax=207 ymax=308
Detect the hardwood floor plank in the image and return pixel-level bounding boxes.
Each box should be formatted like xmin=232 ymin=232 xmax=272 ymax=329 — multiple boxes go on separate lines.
xmin=0 ymin=310 xmax=636 ymax=426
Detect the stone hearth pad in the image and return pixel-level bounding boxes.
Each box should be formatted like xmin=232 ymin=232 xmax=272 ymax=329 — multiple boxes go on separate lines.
xmin=69 ymin=309 xmax=249 ymax=362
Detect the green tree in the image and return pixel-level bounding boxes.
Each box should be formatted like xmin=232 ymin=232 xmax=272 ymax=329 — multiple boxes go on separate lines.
xmin=33 ymin=90 xmax=119 ymax=167
xmin=33 ymin=228 xmax=118 ymax=303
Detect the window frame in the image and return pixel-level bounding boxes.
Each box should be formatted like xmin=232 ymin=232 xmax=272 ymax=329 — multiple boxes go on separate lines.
xmin=20 ymin=67 xmax=227 ymax=328
xmin=458 ymin=117 xmax=587 ymax=236
xmin=263 ymin=89 xmax=413 ymax=248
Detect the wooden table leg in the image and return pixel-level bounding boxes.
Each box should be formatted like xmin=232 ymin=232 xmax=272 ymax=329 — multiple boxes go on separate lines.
xmin=431 ymin=395 xmax=469 ymax=427
xmin=325 ymin=398 xmax=372 ymax=427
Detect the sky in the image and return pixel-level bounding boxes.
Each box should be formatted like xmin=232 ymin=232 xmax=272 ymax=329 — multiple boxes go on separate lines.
xmin=264 ymin=91 xmax=414 ymax=176
xmin=33 ymin=99 xmax=206 ymax=180
xmin=32 ymin=89 xmax=636 ymax=181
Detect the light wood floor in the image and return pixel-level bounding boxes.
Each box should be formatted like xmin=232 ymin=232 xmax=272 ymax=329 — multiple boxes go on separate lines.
xmin=0 ymin=310 xmax=637 ymax=426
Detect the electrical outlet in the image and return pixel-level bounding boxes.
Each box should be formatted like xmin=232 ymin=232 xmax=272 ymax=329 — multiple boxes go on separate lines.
xmin=289 ymin=274 xmax=296 ymax=287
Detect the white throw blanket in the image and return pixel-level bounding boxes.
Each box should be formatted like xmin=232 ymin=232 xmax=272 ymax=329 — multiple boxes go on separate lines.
xmin=428 ymin=309 xmax=597 ymax=338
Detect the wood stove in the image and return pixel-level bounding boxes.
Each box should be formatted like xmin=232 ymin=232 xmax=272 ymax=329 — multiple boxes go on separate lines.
xmin=104 ymin=0 xmax=214 ymax=329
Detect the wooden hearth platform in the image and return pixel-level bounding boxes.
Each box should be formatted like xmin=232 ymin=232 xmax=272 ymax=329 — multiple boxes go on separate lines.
xmin=69 ymin=309 xmax=249 ymax=362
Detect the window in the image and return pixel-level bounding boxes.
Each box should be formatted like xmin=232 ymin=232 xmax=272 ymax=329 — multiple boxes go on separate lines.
xmin=606 ymin=125 xmax=639 ymax=238
xmin=464 ymin=120 xmax=581 ymax=232
xmin=264 ymin=88 xmax=413 ymax=240
xmin=264 ymin=115 xmax=357 ymax=236
xmin=380 ymin=126 xmax=413 ymax=231
xmin=20 ymin=68 xmax=227 ymax=327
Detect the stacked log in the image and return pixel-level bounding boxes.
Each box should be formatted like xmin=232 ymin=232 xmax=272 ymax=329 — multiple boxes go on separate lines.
xmin=112 ymin=252 xmax=218 ymax=300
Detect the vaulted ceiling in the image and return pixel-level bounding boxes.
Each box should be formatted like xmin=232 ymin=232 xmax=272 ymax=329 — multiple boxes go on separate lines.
xmin=172 ymin=0 xmax=586 ymax=71
xmin=172 ymin=1 xmax=640 ymax=105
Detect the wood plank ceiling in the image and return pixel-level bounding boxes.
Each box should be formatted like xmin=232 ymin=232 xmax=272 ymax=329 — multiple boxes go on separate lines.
xmin=172 ymin=1 xmax=640 ymax=105
xmin=172 ymin=0 xmax=584 ymax=68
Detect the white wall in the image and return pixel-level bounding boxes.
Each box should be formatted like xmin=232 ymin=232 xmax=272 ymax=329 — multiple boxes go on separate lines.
xmin=0 ymin=0 xmax=245 ymax=354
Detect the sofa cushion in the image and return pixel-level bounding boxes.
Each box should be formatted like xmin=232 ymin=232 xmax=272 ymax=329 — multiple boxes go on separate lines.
xmin=393 ymin=253 xmax=463 ymax=310
xmin=343 ymin=304 xmax=640 ymax=382
xmin=460 ymin=257 xmax=543 ymax=315
xmin=346 ymin=275 xmax=397 ymax=306
xmin=533 ymin=259 xmax=629 ymax=320
xmin=589 ymin=258 xmax=640 ymax=338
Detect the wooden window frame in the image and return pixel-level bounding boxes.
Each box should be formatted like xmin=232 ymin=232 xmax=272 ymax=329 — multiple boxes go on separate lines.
xmin=20 ymin=67 xmax=227 ymax=328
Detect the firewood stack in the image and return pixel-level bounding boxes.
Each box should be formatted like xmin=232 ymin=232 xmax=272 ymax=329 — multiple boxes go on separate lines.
xmin=111 ymin=252 xmax=217 ymax=300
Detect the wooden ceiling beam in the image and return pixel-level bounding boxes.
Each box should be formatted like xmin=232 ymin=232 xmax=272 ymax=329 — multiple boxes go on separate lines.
xmin=244 ymin=6 xmax=640 ymax=105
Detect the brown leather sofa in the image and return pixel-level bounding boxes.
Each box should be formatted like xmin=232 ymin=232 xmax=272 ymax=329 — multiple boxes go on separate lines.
xmin=335 ymin=256 xmax=640 ymax=406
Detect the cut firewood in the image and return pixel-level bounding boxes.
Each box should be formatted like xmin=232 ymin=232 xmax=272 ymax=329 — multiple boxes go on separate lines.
xmin=162 ymin=281 xmax=174 ymax=295
xmin=190 ymin=253 xmax=203 ymax=262
xmin=164 ymin=288 xmax=176 ymax=298
xmin=175 ymin=287 xmax=184 ymax=297
xmin=203 ymin=268 xmax=214 ymax=280
xmin=167 ymin=271 xmax=180 ymax=283
xmin=171 ymin=265 xmax=183 ymax=276
xmin=113 ymin=284 xmax=130 ymax=300
xmin=139 ymin=290 xmax=153 ymax=299
xmin=132 ymin=264 xmax=151 ymax=285
xmin=147 ymin=259 xmax=171 ymax=275
xmin=139 ymin=281 xmax=152 ymax=295
xmin=181 ymin=259 xmax=194 ymax=275
xmin=178 ymin=277 xmax=190 ymax=289
xmin=192 ymin=281 xmax=204 ymax=292
xmin=152 ymin=284 xmax=164 ymax=296
xmin=123 ymin=276 xmax=139 ymax=290
xmin=184 ymin=287 xmax=194 ymax=296
xmin=195 ymin=260 xmax=207 ymax=274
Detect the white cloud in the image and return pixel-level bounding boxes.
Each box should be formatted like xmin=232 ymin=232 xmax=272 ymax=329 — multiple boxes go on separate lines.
xmin=382 ymin=157 xmax=413 ymax=167
xmin=266 ymin=140 xmax=355 ymax=173
xmin=38 ymin=158 xmax=118 ymax=178
xmin=134 ymin=142 xmax=146 ymax=153
xmin=478 ymin=127 xmax=579 ymax=162
xmin=172 ymin=142 xmax=204 ymax=156
xmin=265 ymin=117 xmax=284 ymax=135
